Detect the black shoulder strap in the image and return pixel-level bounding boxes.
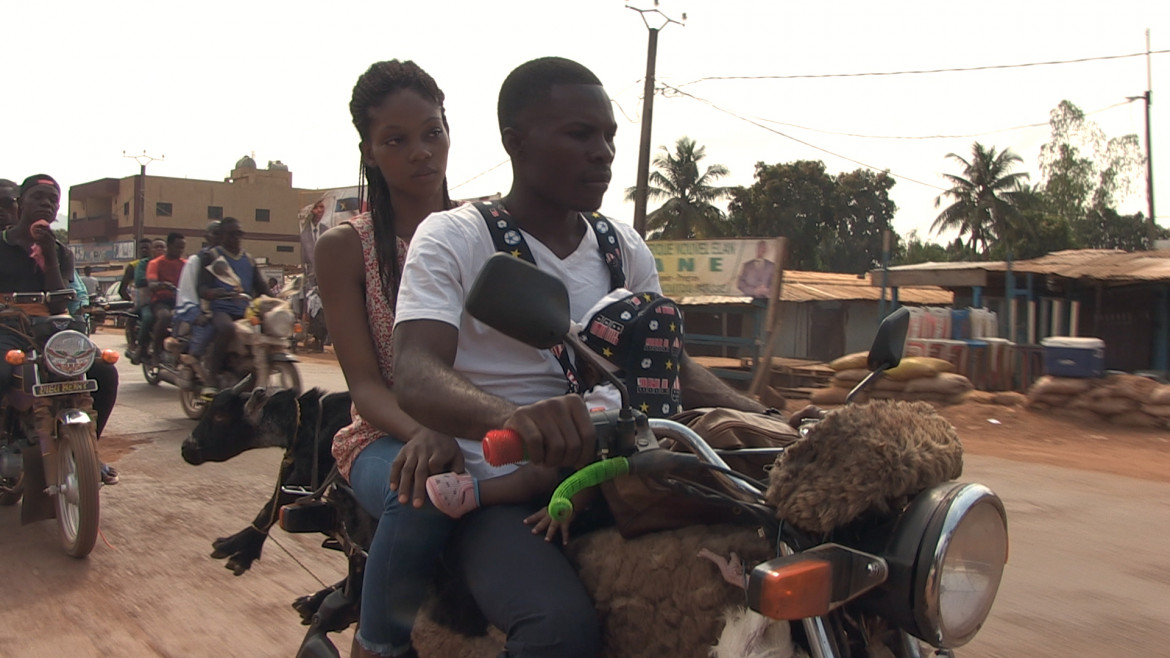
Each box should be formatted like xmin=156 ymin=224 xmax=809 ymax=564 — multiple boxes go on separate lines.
xmin=473 ymin=201 xmax=626 ymax=393
xmin=473 ymin=201 xmax=625 ymax=291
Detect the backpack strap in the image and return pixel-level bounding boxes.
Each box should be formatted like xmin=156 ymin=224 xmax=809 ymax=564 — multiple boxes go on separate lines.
xmin=474 ymin=201 xmax=625 ymax=291
xmin=473 ymin=201 xmax=626 ymax=393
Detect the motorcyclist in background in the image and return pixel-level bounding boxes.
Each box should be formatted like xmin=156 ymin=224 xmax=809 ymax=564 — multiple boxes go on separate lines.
xmin=195 ymin=217 xmax=268 ymax=393
xmin=0 ymin=175 xmax=120 ymax=484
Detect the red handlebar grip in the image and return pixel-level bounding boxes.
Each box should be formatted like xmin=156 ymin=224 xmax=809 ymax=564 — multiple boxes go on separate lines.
xmin=483 ymin=429 xmax=526 ymax=466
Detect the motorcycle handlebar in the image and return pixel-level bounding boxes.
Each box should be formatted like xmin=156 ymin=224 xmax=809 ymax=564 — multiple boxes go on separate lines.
xmin=482 ymin=417 xmax=765 ymax=521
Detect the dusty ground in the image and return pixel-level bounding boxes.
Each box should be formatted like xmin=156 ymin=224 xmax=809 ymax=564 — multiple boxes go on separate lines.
xmin=938 ymin=400 xmax=1170 ymax=483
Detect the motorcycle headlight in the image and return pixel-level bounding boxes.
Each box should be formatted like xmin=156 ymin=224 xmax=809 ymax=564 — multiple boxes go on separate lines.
xmin=43 ymin=330 xmax=97 ymax=377
xmin=874 ymin=482 xmax=1008 ymax=649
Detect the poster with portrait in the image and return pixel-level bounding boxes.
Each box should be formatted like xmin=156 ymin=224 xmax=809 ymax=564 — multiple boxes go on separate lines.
xmin=297 ymin=186 xmax=362 ymax=285
xmin=648 ymin=238 xmax=782 ymax=299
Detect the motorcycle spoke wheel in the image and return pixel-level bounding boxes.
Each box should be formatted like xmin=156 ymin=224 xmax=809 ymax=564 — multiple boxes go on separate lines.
xmin=267 ymin=362 xmax=302 ymax=395
xmin=0 ymin=473 xmax=24 ymax=506
xmin=55 ymin=424 xmax=101 ymax=558
xmin=180 ymin=388 xmax=208 ymax=420
xmin=142 ymin=357 xmax=161 ymax=386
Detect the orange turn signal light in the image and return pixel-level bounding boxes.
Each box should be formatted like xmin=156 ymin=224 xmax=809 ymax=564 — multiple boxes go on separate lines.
xmin=101 ymin=349 xmax=120 ymax=364
xmin=750 ymin=558 xmax=833 ymax=621
xmin=249 ymin=316 xmax=262 ymax=326
xmin=5 ymin=350 xmax=25 ymax=366
xmin=293 ymin=322 xmax=303 ymax=334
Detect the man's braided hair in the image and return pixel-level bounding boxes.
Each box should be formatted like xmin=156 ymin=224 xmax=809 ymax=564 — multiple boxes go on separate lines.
xmin=349 ymin=60 xmax=452 ymax=306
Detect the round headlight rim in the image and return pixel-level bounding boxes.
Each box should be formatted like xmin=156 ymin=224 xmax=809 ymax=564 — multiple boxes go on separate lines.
xmin=43 ymin=329 xmax=98 ymax=377
xmin=918 ymin=483 xmax=1008 ymax=649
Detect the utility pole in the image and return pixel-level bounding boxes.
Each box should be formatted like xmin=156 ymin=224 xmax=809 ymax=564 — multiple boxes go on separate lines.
xmin=1144 ymin=29 xmax=1155 ymax=243
xmin=627 ymin=1 xmax=685 ymax=238
xmin=123 ymin=150 xmax=164 ymax=245
xmin=1128 ymin=30 xmax=1155 ymax=245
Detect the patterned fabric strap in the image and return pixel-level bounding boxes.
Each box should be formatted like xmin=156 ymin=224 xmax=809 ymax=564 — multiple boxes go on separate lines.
xmin=473 ymin=201 xmax=626 ymax=393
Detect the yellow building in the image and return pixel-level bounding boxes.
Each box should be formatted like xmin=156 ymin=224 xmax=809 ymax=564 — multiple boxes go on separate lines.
xmin=68 ymin=156 xmax=330 ymax=267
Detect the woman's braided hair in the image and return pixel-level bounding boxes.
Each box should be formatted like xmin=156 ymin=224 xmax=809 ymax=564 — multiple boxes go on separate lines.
xmin=349 ymin=60 xmax=452 ymax=305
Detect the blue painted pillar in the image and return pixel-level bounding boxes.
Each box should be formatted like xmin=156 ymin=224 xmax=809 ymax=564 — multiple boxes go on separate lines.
xmin=973 ymin=286 xmax=983 ymax=308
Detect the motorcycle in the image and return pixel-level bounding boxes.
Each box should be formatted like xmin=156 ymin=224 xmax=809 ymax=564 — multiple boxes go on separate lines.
xmin=149 ymin=295 xmax=302 ymax=420
xmin=0 ymin=290 xmax=120 ymax=558
xmin=469 ymin=254 xmax=1009 ymax=657
xmin=279 ymin=255 xmax=1007 ymax=657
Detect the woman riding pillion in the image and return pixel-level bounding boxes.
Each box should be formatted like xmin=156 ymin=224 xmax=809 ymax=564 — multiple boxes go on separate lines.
xmin=315 ymin=60 xmax=461 ymax=658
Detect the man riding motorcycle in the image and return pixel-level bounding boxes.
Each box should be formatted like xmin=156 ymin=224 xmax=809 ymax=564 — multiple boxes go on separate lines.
xmin=194 ymin=216 xmax=268 ymax=394
xmin=0 ymin=174 xmax=119 ymax=484
xmin=136 ymin=232 xmax=186 ymax=363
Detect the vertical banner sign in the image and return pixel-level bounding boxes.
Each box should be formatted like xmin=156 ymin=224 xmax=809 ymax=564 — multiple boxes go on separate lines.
xmin=648 ymin=238 xmax=783 ymax=298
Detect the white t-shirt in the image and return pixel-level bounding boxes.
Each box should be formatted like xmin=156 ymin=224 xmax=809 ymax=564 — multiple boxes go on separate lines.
xmin=396 ymin=203 xmax=661 ymax=479
xmin=174 ymin=253 xmax=203 ymax=314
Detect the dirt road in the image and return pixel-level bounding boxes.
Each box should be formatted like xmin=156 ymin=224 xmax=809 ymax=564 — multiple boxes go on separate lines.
xmin=1 ymin=331 xmax=1168 ymax=657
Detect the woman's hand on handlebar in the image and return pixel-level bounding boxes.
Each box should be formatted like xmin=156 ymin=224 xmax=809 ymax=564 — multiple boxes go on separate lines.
xmin=390 ymin=428 xmax=464 ymax=508
xmin=502 ymin=394 xmax=595 ymax=469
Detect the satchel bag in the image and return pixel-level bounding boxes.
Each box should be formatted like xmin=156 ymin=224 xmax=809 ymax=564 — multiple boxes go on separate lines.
xmin=600 ymin=407 xmax=801 ymax=538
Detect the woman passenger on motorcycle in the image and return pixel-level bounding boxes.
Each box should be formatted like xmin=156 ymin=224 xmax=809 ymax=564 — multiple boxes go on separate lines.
xmin=0 ymin=175 xmax=120 ymax=484
xmin=314 ymin=60 xmax=460 ymax=658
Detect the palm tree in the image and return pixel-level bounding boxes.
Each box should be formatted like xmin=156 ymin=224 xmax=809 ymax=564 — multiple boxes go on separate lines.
xmin=932 ymin=142 xmax=1029 ymax=255
xmin=625 ymin=137 xmax=732 ymax=239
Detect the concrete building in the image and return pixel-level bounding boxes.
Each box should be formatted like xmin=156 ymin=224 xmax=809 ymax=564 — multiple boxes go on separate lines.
xmin=68 ymin=156 xmax=323 ymax=267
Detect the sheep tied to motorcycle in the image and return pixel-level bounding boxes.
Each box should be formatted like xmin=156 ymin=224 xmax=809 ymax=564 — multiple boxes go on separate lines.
xmin=181 ymin=255 xmax=1008 ymax=658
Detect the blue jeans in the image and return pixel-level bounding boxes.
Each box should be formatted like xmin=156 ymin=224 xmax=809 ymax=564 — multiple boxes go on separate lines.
xmin=349 ymin=437 xmax=457 ymax=656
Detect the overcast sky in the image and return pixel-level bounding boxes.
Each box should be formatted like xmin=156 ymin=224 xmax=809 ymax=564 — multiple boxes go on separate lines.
xmin=3 ymin=0 xmax=1166 ymax=241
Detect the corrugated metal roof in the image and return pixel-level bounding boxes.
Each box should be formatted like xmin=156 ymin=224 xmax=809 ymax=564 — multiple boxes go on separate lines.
xmin=883 ymin=249 xmax=1170 ymax=283
xmin=678 ymin=270 xmax=952 ymax=305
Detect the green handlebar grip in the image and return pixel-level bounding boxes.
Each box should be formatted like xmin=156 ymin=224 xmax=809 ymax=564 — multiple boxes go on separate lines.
xmin=547 ymin=457 xmax=630 ymax=521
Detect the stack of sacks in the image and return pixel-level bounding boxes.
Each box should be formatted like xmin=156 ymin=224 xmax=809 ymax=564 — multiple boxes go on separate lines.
xmin=810 ymin=351 xmax=974 ymax=406
xmin=1027 ymin=374 xmax=1170 ymax=428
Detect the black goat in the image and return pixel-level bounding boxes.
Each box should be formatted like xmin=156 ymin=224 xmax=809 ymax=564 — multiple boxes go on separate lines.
xmin=181 ymin=387 xmax=352 ymax=575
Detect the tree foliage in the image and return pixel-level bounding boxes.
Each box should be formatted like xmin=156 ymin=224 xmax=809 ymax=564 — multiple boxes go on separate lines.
xmin=932 ymin=142 xmax=1029 ymax=254
xmin=1037 ymin=100 xmax=1154 ymax=250
xmin=726 ymin=160 xmax=898 ymax=273
xmin=625 ymin=136 xmax=732 ymax=239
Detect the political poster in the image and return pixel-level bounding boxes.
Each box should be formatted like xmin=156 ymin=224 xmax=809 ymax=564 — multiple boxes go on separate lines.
xmin=648 ymin=238 xmax=782 ymax=298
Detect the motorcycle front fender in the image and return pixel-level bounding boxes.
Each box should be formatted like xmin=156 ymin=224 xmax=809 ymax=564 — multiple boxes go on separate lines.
xmin=58 ymin=409 xmax=92 ymax=426
xmin=266 ymin=352 xmax=299 ymax=363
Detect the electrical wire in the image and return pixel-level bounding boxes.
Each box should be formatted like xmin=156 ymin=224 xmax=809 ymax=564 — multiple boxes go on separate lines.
xmin=449 ymin=159 xmax=509 ymax=193
xmin=676 ymin=49 xmax=1170 ymax=86
xmin=660 ymin=83 xmax=948 ymax=191
xmin=753 ymin=100 xmax=1134 ymax=141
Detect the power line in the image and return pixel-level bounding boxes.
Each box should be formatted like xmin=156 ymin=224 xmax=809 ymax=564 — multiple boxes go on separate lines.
xmin=660 ymin=83 xmax=947 ymax=191
xmin=449 ymin=159 xmax=509 ymax=193
xmin=752 ymin=100 xmax=1133 ymax=141
xmin=677 ymin=49 xmax=1170 ymax=86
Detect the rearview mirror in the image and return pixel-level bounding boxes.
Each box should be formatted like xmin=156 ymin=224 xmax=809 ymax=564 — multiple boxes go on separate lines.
xmin=465 ymin=254 xmax=571 ymax=350
xmin=867 ymin=307 xmax=910 ymax=371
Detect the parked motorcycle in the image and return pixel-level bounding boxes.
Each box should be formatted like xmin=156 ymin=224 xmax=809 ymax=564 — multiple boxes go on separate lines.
xmin=469 ymin=254 xmax=1009 ymax=657
xmin=0 ymin=290 xmax=120 ymax=558
xmin=151 ymin=295 xmax=301 ymax=420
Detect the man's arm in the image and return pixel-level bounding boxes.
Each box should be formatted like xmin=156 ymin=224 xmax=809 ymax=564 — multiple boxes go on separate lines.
xmin=394 ymin=319 xmax=515 ymax=439
xmin=249 ymin=258 xmax=268 ymax=297
xmin=196 ymin=253 xmax=226 ymax=301
xmin=120 ymin=264 xmax=134 ymax=301
xmin=395 ymin=320 xmax=595 ymax=468
xmin=679 ymin=352 xmax=766 ymax=412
